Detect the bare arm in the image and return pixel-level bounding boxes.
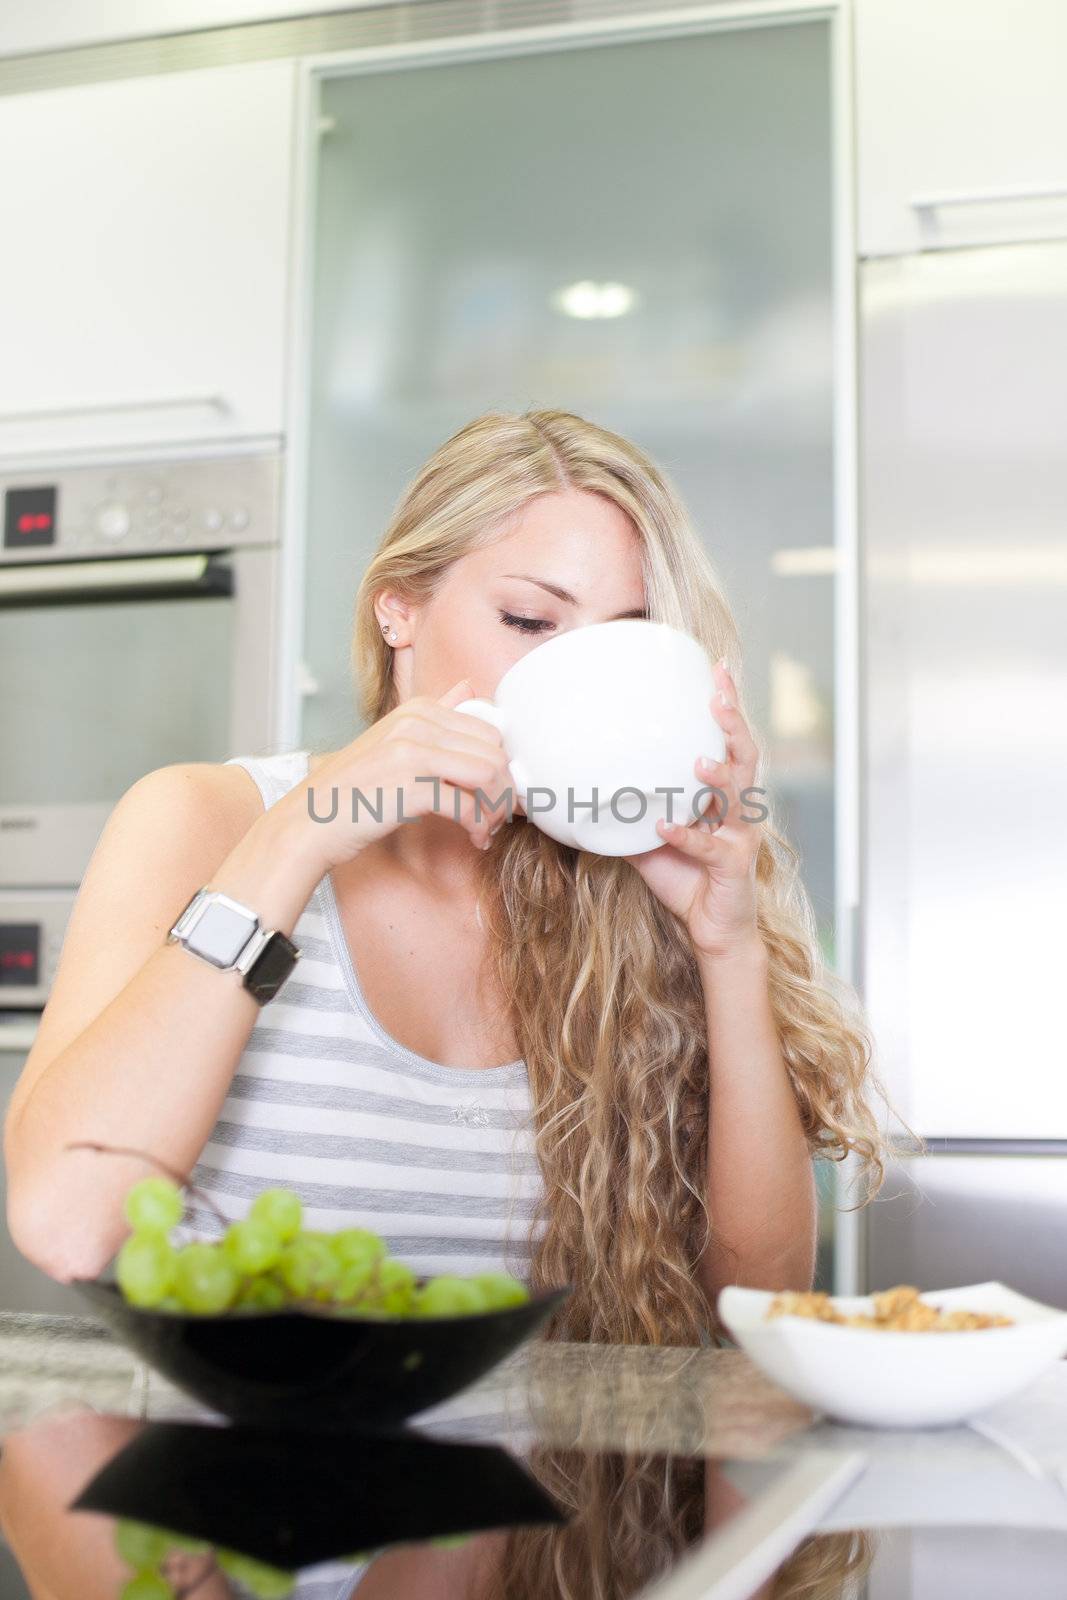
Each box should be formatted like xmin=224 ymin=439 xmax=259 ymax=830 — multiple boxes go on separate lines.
xmin=5 ymin=680 xmax=513 ymax=1286
xmin=3 ymin=762 xmax=324 ymax=1283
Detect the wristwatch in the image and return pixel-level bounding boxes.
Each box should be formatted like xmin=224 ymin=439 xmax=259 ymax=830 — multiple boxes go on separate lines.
xmin=167 ymin=887 xmax=300 ymax=1005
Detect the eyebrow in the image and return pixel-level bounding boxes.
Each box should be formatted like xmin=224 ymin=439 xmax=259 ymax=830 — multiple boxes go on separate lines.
xmin=501 ymin=573 xmax=648 ymax=620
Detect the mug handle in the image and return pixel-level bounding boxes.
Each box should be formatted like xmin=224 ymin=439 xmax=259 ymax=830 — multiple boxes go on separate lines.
xmin=455 ymin=699 xmax=527 ymax=807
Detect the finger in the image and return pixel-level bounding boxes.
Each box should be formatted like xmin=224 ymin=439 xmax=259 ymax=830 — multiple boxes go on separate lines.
xmin=710 ymin=692 xmax=759 ymax=790
xmin=656 ymin=815 xmax=729 ymax=858
xmin=394 ymin=708 xmax=508 ymax=765
xmin=694 ymin=758 xmax=737 ymax=825
xmin=415 ymin=777 xmax=504 ymax=850
xmin=438 ymin=677 xmax=475 ymax=705
xmin=423 ymin=682 xmax=507 ymax=744
xmin=395 ymin=740 xmax=514 ymax=818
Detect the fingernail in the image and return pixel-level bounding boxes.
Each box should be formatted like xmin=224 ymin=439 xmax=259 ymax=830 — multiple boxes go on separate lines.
xmin=718 ymin=688 xmax=733 ymax=707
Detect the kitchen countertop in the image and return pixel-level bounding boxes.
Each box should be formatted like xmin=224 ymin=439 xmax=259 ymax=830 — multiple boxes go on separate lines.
xmin=2 ymin=1311 xmax=1067 ymax=1598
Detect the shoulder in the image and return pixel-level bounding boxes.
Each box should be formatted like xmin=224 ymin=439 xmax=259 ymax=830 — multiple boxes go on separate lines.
xmin=112 ymin=759 xmax=267 ymax=863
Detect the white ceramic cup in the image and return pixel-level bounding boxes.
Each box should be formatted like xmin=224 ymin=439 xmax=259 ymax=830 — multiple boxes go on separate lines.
xmin=455 ymin=618 xmax=726 ymax=856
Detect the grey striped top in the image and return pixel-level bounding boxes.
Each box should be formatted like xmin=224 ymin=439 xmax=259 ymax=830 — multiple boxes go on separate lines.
xmin=172 ymin=748 xmax=546 ymax=1283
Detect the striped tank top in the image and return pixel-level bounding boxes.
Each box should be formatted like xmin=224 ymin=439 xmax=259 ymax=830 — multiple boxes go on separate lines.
xmin=172 ymin=748 xmax=546 ymax=1283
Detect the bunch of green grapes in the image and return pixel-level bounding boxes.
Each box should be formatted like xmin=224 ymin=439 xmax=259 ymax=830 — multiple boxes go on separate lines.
xmin=114 ymin=1515 xmax=471 ymax=1599
xmin=115 ymin=1177 xmax=530 ymax=1318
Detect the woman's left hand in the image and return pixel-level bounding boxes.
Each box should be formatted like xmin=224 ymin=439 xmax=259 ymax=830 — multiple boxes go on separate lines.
xmin=622 ymin=660 xmax=765 ymax=961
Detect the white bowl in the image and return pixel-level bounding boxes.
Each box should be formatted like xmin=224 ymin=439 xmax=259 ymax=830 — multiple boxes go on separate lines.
xmin=717 ymin=1282 xmax=1067 ymax=1429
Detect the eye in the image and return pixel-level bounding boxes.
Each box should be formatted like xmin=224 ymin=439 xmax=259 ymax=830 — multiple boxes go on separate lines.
xmin=499 ymin=610 xmax=554 ymax=635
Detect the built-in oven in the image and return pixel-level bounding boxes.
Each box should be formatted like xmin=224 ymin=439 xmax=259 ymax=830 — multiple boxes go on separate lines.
xmin=0 ymin=449 xmax=284 ymax=1310
xmin=1 ymin=450 xmax=283 ymax=914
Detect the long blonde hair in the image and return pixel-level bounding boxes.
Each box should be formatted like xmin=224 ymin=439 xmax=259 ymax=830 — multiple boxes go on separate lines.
xmin=349 ymin=408 xmax=894 ymax=1345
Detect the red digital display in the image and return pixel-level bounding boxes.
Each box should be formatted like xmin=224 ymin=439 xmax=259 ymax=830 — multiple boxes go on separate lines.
xmin=0 ymin=950 xmax=35 ymax=969
xmin=4 ymin=485 xmax=57 ymax=550
xmin=0 ymin=924 xmax=39 ymax=987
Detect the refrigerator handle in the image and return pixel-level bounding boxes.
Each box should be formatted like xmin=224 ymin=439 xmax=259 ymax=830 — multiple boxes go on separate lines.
xmin=911 ymin=180 xmax=1067 ymax=210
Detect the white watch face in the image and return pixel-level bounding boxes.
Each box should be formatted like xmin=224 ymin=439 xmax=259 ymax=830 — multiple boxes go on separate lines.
xmin=189 ymin=897 xmax=257 ymax=967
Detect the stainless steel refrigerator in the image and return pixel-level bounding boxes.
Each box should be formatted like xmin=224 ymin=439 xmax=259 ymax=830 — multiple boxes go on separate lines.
xmin=859 ymin=236 xmax=1067 ymax=1304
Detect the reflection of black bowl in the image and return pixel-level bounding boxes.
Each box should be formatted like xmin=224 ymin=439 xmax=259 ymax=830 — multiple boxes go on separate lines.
xmin=73 ymin=1278 xmax=572 ymax=1429
xmin=72 ymin=1419 xmax=568 ymax=1569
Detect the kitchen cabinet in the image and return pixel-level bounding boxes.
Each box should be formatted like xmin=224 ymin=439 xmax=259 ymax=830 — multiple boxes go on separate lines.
xmin=0 ymin=60 xmax=296 ymax=461
xmin=855 ymin=0 xmax=1067 ymax=256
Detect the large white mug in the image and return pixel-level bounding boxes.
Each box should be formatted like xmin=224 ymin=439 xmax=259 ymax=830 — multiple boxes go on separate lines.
xmin=456 ymin=619 xmax=726 ymax=856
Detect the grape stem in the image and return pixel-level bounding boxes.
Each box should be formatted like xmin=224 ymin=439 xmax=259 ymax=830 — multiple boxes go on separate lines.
xmin=67 ymin=1139 xmax=395 ymax=1315
xmin=63 ymin=1140 xmax=231 ymax=1230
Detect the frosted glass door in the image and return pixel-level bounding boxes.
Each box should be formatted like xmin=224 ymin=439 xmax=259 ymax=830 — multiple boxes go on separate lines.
xmin=303 ymin=16 xmax=838 ymax=946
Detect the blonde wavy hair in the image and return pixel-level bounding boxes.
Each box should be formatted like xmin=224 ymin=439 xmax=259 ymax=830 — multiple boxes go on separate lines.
xmin=475 ymin=1444 xmax=873 ymax=1600
xmin=348 ymin=407 xmax=897 ymax=1346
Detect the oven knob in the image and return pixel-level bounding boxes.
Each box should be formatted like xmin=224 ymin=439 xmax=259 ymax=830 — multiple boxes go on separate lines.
xmin=96 ymin=502 xmax=130 ymax=540
xmin=204 ymin=508 xmax=224 ymax=532
xmin=229 ymin=507 xmax=249 ymax=530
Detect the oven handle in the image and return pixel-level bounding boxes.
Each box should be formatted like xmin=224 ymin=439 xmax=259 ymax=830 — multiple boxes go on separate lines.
xmin=0 ymin=551 xmax=234 ymax=607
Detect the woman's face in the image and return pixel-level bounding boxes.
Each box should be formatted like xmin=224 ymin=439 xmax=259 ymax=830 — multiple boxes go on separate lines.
xmin=379 ymin=487 xmax=649 ymax=702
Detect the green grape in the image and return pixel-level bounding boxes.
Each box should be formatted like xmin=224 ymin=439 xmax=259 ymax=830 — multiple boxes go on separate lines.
xmin=368 ymin=1257 xmax=417 ymax=1315
xmin=115 ymin=1518 xmax=172 ymax=1568
xmin=248 ymin=1187 xmax=303 ymax=1242
xmin=215 ymin=1548 xmax=296 ymax=1597
xmin=331 ymin=1227 xmax=386 ymax=1267
xmin=235 ymin=1274 xmax=287 ymax=1311
xmin=332 ymin=1260 xmax=374 ymax=1303
xmin=116 ymin=1231 xmax=177 ymax=1308
xmin=222 ymin=1217 xmax=283 ymax=1275
xmin=412 ymin=1276 xmax=488 ymax=1318
xmin=431 ymin=1533 xmax=474 ymax=1549
xmin=119 ymin=1573 xmax=174 ymax=1600
xmin=157 ymin=1295 xmax=183 ymax=1312
xmin=157 ymin=1528 xmax=211 ymax=1554
xmin=277 ymin=1233 xmax=340 ymax=1300
xmin=173 ymin=1243 xmax=239 ymax=1313
xmin=124 ymin=1176 xmax=185 ymax=1233
xmin=469 ymin=1272 xmax=529 ymax=1309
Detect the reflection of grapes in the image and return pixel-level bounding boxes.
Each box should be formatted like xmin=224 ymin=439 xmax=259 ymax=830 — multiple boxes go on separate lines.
xmin=110 ymin=1172 xmax=530 ymax=1319
xmin=120 ymin=1573 xmax=173 ymax=1600
xmin=115 ymin=1520 xmax=172 ymax=1567
xmin=114 ymin=1516 xmax=295 ymax=1599
xmin=113 ymin=1515 xmax=474 ymax=1598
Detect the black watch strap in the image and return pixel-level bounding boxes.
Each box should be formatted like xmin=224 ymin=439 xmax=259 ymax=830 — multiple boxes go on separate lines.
xmin=242 ymin=930 xmax=300 ymax=1006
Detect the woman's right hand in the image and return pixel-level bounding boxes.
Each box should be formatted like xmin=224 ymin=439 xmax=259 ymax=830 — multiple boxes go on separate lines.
xmin=276 ymin=678 xmax=520 ymax=873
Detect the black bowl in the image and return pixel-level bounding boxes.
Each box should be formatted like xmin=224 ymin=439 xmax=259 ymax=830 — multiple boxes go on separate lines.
xmin=73 ymin=1278 xmax=572 ymax=1429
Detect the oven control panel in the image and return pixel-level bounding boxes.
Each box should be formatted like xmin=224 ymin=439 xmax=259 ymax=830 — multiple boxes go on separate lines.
xmin=0 ymin=891 xmax=72 ymax=1011
xmin=0 ymin=451 xmax=282 ymax=563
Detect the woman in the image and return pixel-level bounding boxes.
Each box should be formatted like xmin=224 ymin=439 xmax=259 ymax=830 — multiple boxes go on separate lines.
xmin=6 ymin=408 xmax=889 ymax=1345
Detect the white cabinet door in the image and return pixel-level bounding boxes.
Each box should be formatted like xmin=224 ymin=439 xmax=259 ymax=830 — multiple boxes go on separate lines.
xmin=0 ymin=60 xmax=296 ymax=460
xmin=856 ymin=0 xmax=1067 ymax=256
